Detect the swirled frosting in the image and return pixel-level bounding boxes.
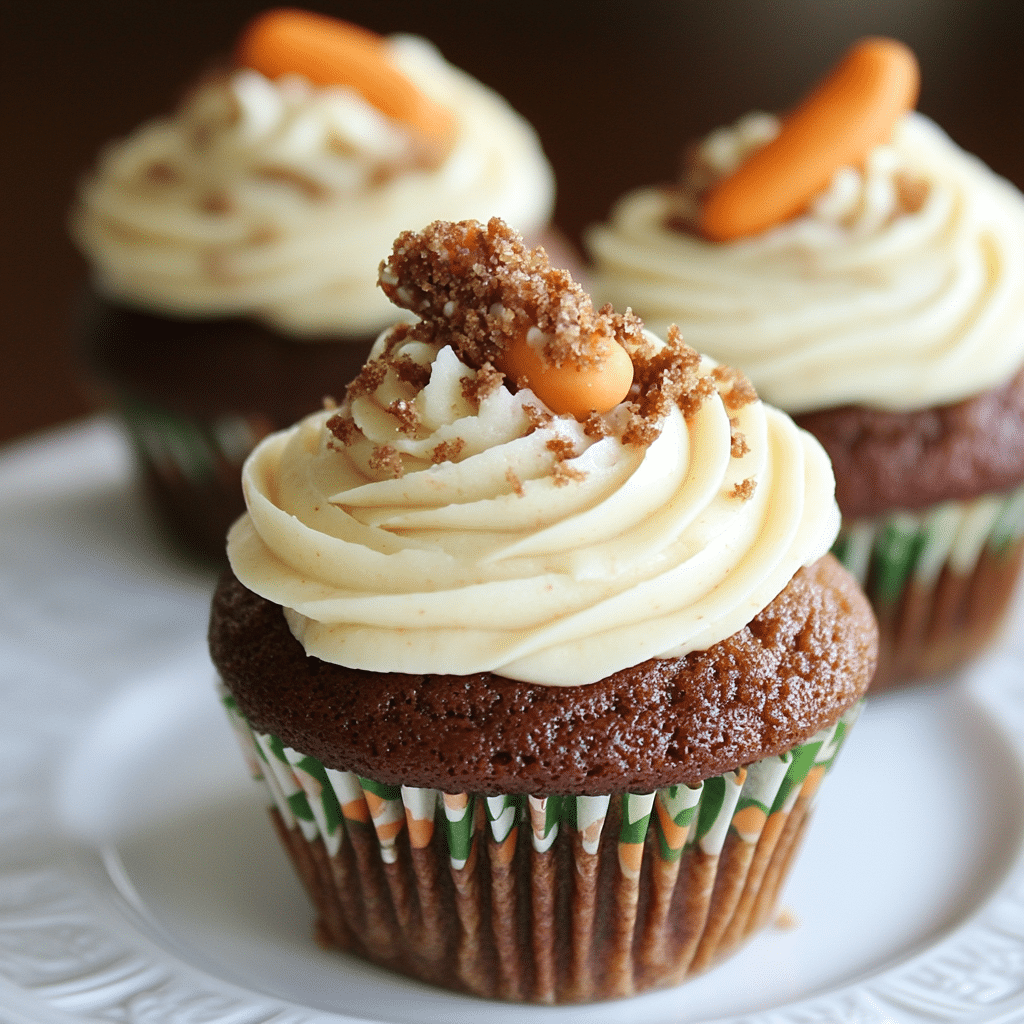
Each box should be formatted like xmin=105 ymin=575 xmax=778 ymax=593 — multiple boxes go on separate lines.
xmin=70 ymin=36 xmax=554 ymax=337
xmin=226 ymin=326 xmax=839 ymax=686
xmin=587 ymin=112 xmax=1024 ymax=412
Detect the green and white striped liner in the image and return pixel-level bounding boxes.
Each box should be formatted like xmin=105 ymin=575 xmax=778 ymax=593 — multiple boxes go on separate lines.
xmin=285 ymin=749 xmax=343 ymax=857
xmin=324 ymin=768 xmax=364 ymax=823
xmin=120 ymin=396 xmax=263 ymax=485
xmin=618 ymin=792 xmax=656 ymax=880
xmin=654 ymin=783 xmax=703 ymax=861
xmin=528 ymin=795 xmax=562 ymax=854
xmin=695 ymin=770 xmax=746 ymax=856
xmin=219 ymin=688 xmax=266 ymax=786
xmin=231 ymin=706 xmax=859 ymax=870
xmin=360 ymin=778 xmax=405 ymax=864
xmin=252 ymin=732 xmax=316 ymax=840
xmin=833 ymin=484 xmax=1024 ymax=604
xmin=577 ymin=795 xmax=611 ymax=855
xmin=442 ymin=793 xmax=476 ymax=869
xmin=403 ymin=786 xmax=439 ymax=849
xmin=731 ymin=755 xmax=792 ymax=844
xmin=485 ymin=794 xmax=521 ymax=845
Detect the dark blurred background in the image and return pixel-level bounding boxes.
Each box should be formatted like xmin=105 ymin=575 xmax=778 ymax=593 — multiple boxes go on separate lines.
xmin=4 ymin=0 xmax=1023 ymax=446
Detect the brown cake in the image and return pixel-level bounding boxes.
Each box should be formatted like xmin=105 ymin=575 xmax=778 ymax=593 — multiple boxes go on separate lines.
xmin=210 ymin=218 xmax=876 ymax=1002
xmin=69 ymin=8 xmax=559 ymax=560
xmin=587 ymin=39 xmax=1024 ymax=689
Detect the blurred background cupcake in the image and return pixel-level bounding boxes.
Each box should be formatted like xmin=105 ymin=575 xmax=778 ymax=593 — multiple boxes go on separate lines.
xmin=210 ymin=218 xmax=877 ymax=1002
xmin=67 ymin=8 xmax=558 ymax=560
xmin=587 ymin=38 xmax=1024 ymax=690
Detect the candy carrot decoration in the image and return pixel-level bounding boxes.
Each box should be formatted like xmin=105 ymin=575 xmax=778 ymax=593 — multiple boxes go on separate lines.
xmin=500 ymin=331 xmax=633 ymax=419
xmin=236 ymin=8 xmax=456 ymax=154
xmin=700 ymin=37 xmax=920 ymax=242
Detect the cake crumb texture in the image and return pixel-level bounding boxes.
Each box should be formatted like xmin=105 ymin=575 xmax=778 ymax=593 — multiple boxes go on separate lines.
xmin=210 ymin=555 xmax=876 ymax=794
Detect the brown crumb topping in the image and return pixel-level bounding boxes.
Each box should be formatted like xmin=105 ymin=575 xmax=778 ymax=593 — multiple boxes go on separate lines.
xmin=358 ymin=219 xmax=762 ymax=467
xmin=581 ymin=411 xmax=612 ymax=439
xmin=431 ymin=438 xmax=466 ymax=464
xmin=389 ymin=358 xmax=432 ymax=393
xmin=620 ymin=325 xmax=719 ymax=446
xmin=524 ymin=404 xmax=554 ymax=434
xmin=348 ymin=358 xmax=389 ymax=399
xmin=144 ymin=161 xmax=182 ymax=186
xmin=369 ymin=444 xmax=403 ymax=478
xmin=730 ymin=423 xmax=750 ymax=458
xmin=322 ymin=396 xmax=338 ymax=411
xmin=553 ymin=462 xmax=586 ymax=487
xmin=326 ymin=412 xmax=359 ymax=446
xmin=461 ymin=362 xmax=503 ymax=405
xmin=505 ymin=468 xmax=525 ymax=497
xmin=379 ymin=218 xmax=623 ymax=372
xmin=387 ymin=400 xmax=420 ymax=435
xmin=730 ymin=477 xmax=757 ymax=501
xmin=712 ymin=365 xmax=758 ymax=412
xmin=200 ymin=191 xmax=232 ymax=215
xmin=895 ymin=171 xmax=930 ymax=214
xmin=546 ymin=436 xmax=578 ymax=462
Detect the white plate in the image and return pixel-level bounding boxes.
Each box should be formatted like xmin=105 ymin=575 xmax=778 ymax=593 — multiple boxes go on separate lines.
xmin=5 ymin=416 xmax=1024 ymax=1024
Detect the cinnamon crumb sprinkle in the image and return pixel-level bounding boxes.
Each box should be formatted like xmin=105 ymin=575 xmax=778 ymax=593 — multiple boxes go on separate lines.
xmin=896 ymin=171 xmax=929 ymax=214
xmin=374 ymin=218 xmax=760 ymax=465
xmin=712 ymin=365 xmax=758 ymax=411
xmin=348 ymin=358 xmax=388 ymax=398
xmin=255 ymin=165 xmax=330 ymax=201
xmin=326 ymin=412 xmax=359 ymax=446
xmin=200 ymin=191 xmax=232 ymax=215
xmin=378 ymin=217 xmax=641 ymax=380
xmin=461 ymin=363 xmax=504 ymax=405
xmin=553 ymin=462 xmax=586 ymax=487
xmin=524 ymin=404 xmax=554 ymax=434
xmin=581 ymin=411 xmax=612 ymax=439
xmin=730 ymin=477 xmax=757 ymax=501
xmin=730 ymin=426 xmax=750 ymax=458
xmin=389 ymin=355 xmax=432 ymax=392
xmin=144 ymin=161 xmax=181 ymax=186
xmin=505 ymin=468 xmax=525 ymax=497
xmin=369 ymin=444 xmax=403 ymax=478
xmin=387 ymin=400 xmax=420 ymax=435
xmin=431 ymin=438 xmax=466 ymax=464
xmin=546 ymin=436 xmax=577 ymax=462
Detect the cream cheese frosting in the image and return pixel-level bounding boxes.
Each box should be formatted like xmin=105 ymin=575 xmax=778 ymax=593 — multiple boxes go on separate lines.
xmin=587 ymin=112 xmax=1024 ymax=413
xmin=70 ymin=36 xmax=555 ymax=337
xmin=226 ymin=326 xmax=839 ymax=686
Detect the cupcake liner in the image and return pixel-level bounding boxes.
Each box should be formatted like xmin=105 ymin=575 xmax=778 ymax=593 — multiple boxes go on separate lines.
xmin=117 ymin=393 xmax=274 ymax=560
xmin=832 ymin=485 xmax=1024 ymax=689
xmin=220 ymin=687 xmax=861 ymax=1003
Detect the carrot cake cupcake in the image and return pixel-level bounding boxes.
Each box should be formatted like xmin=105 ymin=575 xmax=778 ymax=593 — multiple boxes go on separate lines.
xmin=210 ymin=218 xmax=876 ymax=1001
xmin=588 ymin=39 xmax=1024 ymax=688
xmin=71 ymin=9 xmax=557 ymax=559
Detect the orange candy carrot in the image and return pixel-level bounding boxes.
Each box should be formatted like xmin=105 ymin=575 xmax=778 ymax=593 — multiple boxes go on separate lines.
xmin=699 ymin=37 xmax=920 ymax=242
xmin=235 ymin=8 xmax=456 ymax=153
xmin=501 ymin=332 xmax=634 ymax=419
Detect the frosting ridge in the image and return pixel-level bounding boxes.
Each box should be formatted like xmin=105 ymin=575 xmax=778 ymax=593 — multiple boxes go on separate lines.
xmin=587 ymin=112 xmax=1024 ymax=412
xmin=227 ymin=325 xmax=839 ymax=685
xmin=70 ymin=36 xmax=555 ymax=337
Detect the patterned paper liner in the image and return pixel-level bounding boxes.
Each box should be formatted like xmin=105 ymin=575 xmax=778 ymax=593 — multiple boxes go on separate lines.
xmin=221 ymin=688 xmax=861 ymax=1003
xmin=832 ymin=484 xmax=1024 ymax=690
xmin=117 ymin=394 xmax=274 ymax=560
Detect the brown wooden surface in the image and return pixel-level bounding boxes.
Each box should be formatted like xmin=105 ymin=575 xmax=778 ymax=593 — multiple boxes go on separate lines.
xmin=3 ymin=1 xmax=1022 ymax=447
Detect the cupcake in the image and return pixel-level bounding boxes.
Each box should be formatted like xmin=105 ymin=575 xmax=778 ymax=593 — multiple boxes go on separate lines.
xmin=70 ymin=8 xmax=557 ymax=560
xmin=209 ymin=218 xmax=876 ymax=1002
xmin=587 ymin=38 xmax=1024 ymax=690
